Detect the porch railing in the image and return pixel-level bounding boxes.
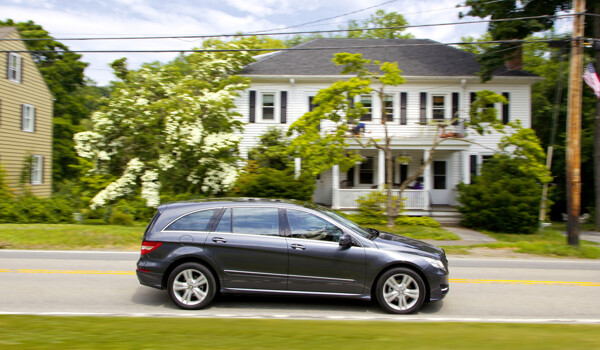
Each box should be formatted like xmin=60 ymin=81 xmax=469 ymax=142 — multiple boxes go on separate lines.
xmin=336 ymin=189 xmax=429 ymax=210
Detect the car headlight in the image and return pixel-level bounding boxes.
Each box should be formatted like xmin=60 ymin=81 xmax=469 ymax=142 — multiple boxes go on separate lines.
xmin=424 ymin=257 xmax=447 ymax=272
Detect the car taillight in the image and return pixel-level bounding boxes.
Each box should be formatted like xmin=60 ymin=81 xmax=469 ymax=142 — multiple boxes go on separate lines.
xmin=141 ymin=241 xmax=162 ymax=255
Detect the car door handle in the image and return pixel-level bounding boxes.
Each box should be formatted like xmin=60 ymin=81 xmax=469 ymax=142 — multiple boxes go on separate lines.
xmin=291 ymin=243 xmax=306 ymax=251
xmin=212 ymin=237 xmax=227 ymax=243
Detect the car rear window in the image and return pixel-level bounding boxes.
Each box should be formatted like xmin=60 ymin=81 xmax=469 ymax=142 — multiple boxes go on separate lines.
xmin=164 ymin=209 xmax=219 ymax=231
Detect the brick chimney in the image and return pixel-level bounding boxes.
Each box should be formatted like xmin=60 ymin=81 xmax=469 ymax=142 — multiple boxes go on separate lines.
xmin=504 ymin=44 xmax=523 ymax=70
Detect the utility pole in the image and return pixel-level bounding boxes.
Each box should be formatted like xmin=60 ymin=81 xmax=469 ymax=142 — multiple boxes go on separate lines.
xmin=566 ymin=0 xmax=586 ymax=247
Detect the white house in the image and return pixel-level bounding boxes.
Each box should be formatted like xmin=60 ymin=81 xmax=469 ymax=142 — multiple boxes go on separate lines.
xmin=234 ymin=38 xmax=540 ymax=215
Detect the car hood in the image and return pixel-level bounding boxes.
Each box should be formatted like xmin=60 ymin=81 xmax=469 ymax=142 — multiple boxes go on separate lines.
xmin=373 ymin=232 xmax=444 ymax=257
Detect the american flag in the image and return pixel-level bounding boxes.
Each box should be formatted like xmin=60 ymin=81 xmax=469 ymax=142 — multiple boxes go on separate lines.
xmin=583 ymin=63 xmax=600 ymax=98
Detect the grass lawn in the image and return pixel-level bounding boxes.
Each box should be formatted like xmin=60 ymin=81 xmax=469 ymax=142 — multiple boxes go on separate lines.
xmin=0 ymin=224 xmax=145 ymax=250
xmin=366 ymin=224 xmax=460 ymax=241
xmin=0 ymin=316 xmax=598 ymax=350
xmin=443 ymin=227 xmax=600 ymax=259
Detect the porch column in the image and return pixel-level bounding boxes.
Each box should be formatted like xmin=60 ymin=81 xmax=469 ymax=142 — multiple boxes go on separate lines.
xmin=332 ymin=164 xmax=340 ymax=209
xmin=377 ymin=149 xmax=385 ymax=190
xmin=423 ymin=148 xmax=432 ymax=210
xmin=461 ymin=151 xmax=470 ymax=184
xmin=294 ymin=157 xmax=301 ymax=180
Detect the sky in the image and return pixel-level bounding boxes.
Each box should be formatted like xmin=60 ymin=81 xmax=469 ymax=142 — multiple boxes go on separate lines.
xmin=1 ymin=0 xmax=573 ymax=86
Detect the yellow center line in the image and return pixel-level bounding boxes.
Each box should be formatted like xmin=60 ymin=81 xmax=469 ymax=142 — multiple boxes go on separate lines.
xmin=0 ymin=269 xmax=598 ymax=286
xmin=449 ymin=278 xmax=600 ymax=287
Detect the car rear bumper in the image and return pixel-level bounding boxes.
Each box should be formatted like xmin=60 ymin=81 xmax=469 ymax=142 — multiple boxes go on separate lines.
xmin=136 ymin=268 xmax=164 ymax=289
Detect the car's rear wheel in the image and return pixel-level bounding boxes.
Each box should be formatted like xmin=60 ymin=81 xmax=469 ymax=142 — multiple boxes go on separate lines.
xmin=167 ymin=262 xmax=216 ymax=310
xmin=375 ymin=267 xmax=426 ymax=314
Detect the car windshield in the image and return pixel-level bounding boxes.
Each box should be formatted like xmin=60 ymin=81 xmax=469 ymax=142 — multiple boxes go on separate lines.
xmin=313 ymin=206 xmax=372 ymax=239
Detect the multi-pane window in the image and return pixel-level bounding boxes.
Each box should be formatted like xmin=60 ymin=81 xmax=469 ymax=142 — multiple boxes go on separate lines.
xmin=8 ymin=53 xmax=22 ymax=83
xmin=432 ymin=95 xmax=445 ymax=121
xmin=383 ymin=95 xmax=394 ymax=122
xmin=433 ymin=161 xmax=446 ymax=189
xmin=359 ymin=157 xmax=374 ymax=184
xmin=22 ymin=104 xmax=35 ymax=132
xmin=360 ymin=95 xmax=372 ymax=121
xmin=31 ymin=155 xmax=43 ymax=185
xmin=262 ymin=93 xmax=275 ymax=120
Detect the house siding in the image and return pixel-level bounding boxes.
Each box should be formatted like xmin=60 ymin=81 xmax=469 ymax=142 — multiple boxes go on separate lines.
xmin=0 ymin=28 xmax=53 ymax=197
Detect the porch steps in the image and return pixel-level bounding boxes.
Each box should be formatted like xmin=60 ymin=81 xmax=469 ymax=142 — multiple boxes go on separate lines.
xmin=429 ymin=205 xmax=462 ymax=227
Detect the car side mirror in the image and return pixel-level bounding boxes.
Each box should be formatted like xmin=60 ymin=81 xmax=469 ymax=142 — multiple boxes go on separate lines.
xmin=339 ymin=234 xmax=353 ymax=248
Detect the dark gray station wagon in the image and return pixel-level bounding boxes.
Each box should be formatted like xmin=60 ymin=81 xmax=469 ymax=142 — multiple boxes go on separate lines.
xmin=136 ymin=198 xmax=449 ymax=314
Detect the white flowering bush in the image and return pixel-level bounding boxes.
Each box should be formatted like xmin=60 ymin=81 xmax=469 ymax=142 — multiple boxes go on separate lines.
xmin=75 ymin=41 xmax=254 ymax=208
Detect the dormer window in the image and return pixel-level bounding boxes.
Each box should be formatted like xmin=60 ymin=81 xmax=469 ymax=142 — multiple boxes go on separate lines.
xmin=8 ymin=53 xmax=22 ymax=83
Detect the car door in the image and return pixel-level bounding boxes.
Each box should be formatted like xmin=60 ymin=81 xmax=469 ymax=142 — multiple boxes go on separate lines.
xmin=204 ymin=207 xmax=288 ymax=291
xmin=284 ymin=209 xmax=366 ymax=295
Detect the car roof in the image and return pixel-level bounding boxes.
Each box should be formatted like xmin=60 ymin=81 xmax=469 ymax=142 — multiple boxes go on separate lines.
xmin=158 ymin=197 xmax=313 ymax=212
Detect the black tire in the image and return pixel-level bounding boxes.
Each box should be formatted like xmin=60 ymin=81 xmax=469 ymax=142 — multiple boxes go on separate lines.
xmin=375 ymin=267 xmax=426 ymax=314
xmin=167 ymin=262 xmax=216 ymax=310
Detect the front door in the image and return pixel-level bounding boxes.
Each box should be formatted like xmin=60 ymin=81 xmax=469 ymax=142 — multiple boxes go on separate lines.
xmin=431 ymin=160 xmax=451 ymax=205
xmin=285 ymin=209 xmax=366 ymax=295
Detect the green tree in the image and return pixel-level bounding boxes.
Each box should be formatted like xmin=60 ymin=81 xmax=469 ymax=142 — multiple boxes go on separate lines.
xmin=74 ymin=40 xmax=254 ymax=209
xmin=460 ymin=0 xmax=570 ymax=81
xmin=233 ymin=128 xmax=315 ymax=201
xmin=289 ymin=53 xmax=515 ymax=227
xmin=345 ymin=9 xmax=414 ymax=39
xmin=0 ymin=20 xmax=98 ymax=185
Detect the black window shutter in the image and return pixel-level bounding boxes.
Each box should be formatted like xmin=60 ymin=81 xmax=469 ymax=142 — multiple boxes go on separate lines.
xmin=348 ymin=96 xmax=354 ymax=124
xmin=309 ymin=96 xmax=315 ymax=111
xmin=470 ymin=92 xmax=476 ymax=104
xmin=419 ymin=92 xmax=427 ymax=124
xmin=502 ymin=92 xmax=510 ymax=124
xmin=249 ymin=90 xmax=256 ymax=123
xmin=280 ymin=91 xmax=287 ymax=124
xmin=452 ymin=92 xmax=459 ymax=125
xmin=400 ymin=92 xmax=407 ymax=125
xmin=470 ymin=155 xmax=477 ymax=181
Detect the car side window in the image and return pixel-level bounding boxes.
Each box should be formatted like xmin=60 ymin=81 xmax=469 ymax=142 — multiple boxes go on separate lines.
xmin=287 ymin=210 xmax=344 ymax=242
xmin=214 ymin=208 xmax=231 ymax=233
xmin=232 ymin=207 xmax=279 ymax=236
xmin=164 ymin=209 xmax=218 ymax=231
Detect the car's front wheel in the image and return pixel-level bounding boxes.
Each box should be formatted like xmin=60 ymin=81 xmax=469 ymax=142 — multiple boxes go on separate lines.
xmin=375 ymin=267 xmax=426 ymax=314
xmin=167 ymin=262 xmax=216 ymax=310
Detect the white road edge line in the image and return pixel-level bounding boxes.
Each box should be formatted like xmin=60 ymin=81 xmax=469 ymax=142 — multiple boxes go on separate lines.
xmin=0 ymin=311 xmax=598 ymax=324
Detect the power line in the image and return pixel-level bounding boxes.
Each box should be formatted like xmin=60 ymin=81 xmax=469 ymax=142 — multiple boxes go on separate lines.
xmin=0 ymin=38 xmax=572 ymax=54
xmin=0 ymin=13 xmax=575 ymax=42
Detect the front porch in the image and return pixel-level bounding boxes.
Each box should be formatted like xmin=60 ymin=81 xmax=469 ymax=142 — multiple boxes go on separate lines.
xmin=336 ymin=188 xmax=429 ymax=211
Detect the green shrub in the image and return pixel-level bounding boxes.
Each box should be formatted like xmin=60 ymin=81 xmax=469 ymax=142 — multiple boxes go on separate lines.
xmin=0 ymin=194 xmax=74 ymax=224
xmin=233 ymin=165 xmax=315 ymax=201
xmin=108 ymin=211 xmax=134 ymax=226
xmin=456 ymin=155 xmax=542 ymax=234
xmin=395 ymin=216 xmax=441 ymax=227
xmin=353 ymin=189 xmax=403 ymax=225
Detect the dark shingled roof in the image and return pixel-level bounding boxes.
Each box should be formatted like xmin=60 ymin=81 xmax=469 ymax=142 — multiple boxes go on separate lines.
xmin=241 ymin=38 xmax=535 ymax=77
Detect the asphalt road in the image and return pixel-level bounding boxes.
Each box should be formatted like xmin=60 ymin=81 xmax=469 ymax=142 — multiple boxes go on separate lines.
xmin=1 ymin=250 xmax=599 ymax=323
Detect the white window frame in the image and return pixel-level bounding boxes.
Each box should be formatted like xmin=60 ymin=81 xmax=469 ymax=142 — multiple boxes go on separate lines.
xmin=31 ymin=155 xmax=43 ymax=185
xmin=383 ymin=94 xmax=395 ymax=122
xmin=8 ymin=53 xmax=22 ymax=83
xmin=431 ymin=94 xmax=447 ymax=121
xmin=258 ymin=92 xmax=277 ymax=122
xmin=359 ymin=95 xmax=373 ymax=122
xmin=22 ymin=104 xmax=35 ymax=132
